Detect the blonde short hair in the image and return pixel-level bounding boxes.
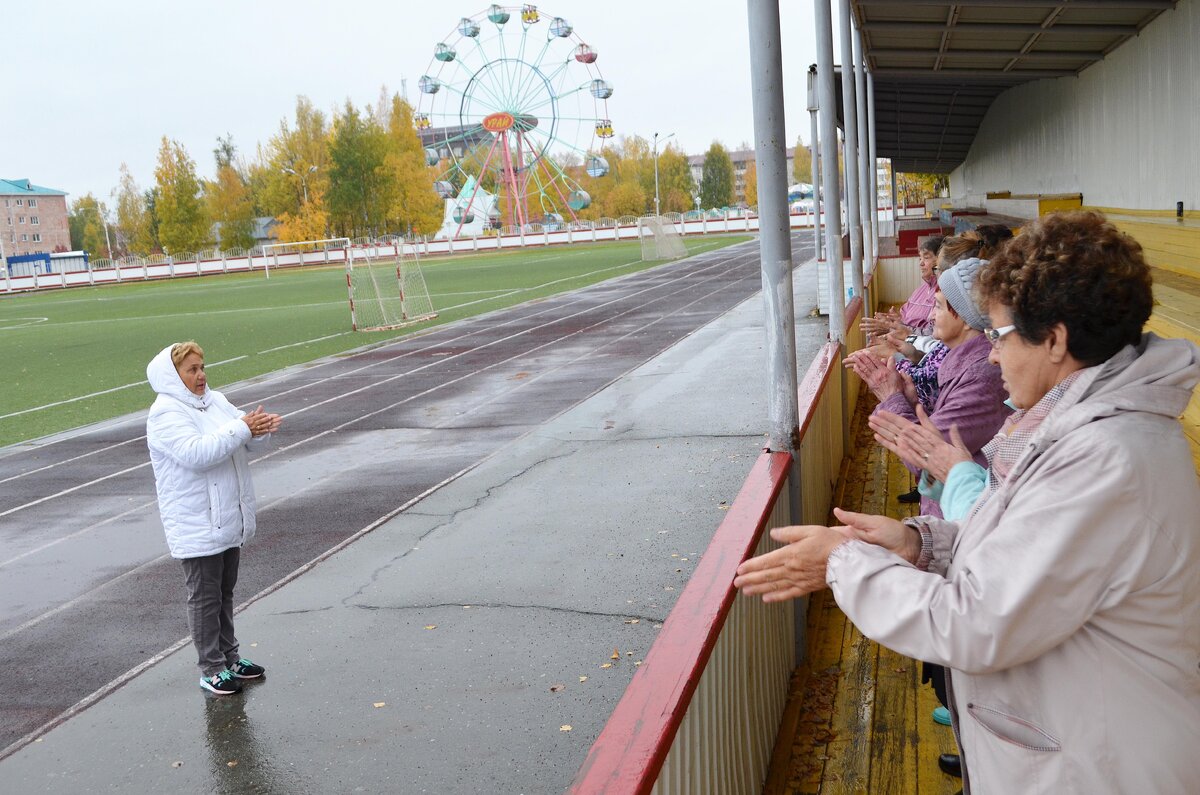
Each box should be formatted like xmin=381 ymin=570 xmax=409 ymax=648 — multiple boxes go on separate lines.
xmin=170 ymin=341 xmax=205 ymax=369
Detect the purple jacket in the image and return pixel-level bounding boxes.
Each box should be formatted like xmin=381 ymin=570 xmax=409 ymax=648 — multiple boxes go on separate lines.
xmin=875 ymin=333 xmax=1010 ymax=518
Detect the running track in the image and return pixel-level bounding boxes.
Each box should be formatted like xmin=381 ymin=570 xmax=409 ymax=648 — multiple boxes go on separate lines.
xmin=0 ymin=234 xmax=812 ymax=754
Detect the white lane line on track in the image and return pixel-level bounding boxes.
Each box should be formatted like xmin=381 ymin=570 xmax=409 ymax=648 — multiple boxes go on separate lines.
xmin=0 ymin=250 xmax=762 ymax=639
xmin=0 ymin=247 xmax=761 ymax=512
xmin=0 ymin=356 xmax=246 ymax=420
xmin=1 ymin=254 xmax=655 ymax=425
xmin=256 ymin=331 xmax=351 ymax=355
xmin=0 ymin=459 xmax=483 ymax=763
xmin=0 ymin=498 xmax=159 ymax=569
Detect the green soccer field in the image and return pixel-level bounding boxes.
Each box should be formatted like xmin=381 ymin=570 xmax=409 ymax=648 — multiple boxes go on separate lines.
xmin=0 ymin=236 xmax=749 ymax=447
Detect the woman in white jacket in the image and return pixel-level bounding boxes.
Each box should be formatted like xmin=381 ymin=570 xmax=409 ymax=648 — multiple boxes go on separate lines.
xmin=735 ymin=212 xmax=1200 ymax=793
xmin=146 ymin=341 xmax=282 ymax=695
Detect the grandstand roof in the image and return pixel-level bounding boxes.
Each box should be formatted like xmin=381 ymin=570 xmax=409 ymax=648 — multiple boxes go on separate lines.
xmin=835 ymin=0 xmax=1176 ymax=173
xmin=0 ymin=178 xmax=68 ymax=196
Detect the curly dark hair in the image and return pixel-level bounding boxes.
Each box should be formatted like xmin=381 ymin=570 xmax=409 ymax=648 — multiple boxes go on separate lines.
xmin=976 ymin=211 xmax=1153 ymax=366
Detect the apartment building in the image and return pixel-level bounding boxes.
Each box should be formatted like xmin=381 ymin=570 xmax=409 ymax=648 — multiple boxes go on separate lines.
xmin=1 ymin=178 xmax=70 ymax=257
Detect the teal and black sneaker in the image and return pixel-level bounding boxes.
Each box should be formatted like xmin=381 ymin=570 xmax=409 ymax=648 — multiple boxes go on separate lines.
xmin=200 ymin=669 xmax=243 ymax=695
xmin=229 ymin=658 xmax=266 ymax=679
xmin=932 ymin=706 xmax=952 ymax=726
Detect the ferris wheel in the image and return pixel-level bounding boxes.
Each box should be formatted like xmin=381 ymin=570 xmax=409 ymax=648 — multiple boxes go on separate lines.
xmin=415 ymin=4 xmax=614 ymax=238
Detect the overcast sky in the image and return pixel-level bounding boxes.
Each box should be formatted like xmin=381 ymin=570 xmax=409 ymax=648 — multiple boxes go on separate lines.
xmin=6 ymin=1 xmax=834 ymax=203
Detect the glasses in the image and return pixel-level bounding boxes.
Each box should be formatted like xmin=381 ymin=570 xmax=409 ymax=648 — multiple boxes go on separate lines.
xmin=984 ymin=325 xmax=1017 ymax=347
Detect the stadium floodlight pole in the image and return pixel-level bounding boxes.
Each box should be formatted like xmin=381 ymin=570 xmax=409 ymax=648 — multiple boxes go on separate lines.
xmin=838 ymin=0 xmax=864 ymax=306
xmin=652 ymin=132 xmax=675 ymax=216
xmin=807 ymin=66 xmax=823 ymax=262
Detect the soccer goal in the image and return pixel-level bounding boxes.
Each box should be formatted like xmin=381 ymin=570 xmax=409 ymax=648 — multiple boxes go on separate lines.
xmin=345 ymin=244 xmax=437 ymax=332
xmin=260 ymin=238 xmax=351 ymax=279
xmin=638 ymin=215 xmax=688 ymax=262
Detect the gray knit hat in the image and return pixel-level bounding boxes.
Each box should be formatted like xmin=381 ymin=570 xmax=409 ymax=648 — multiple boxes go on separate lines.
xmin=937 ymin=257 xmax=990 ymax=331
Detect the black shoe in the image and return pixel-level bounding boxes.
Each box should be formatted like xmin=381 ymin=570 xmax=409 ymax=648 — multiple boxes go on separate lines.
xmin=897 ymin=487 xmax=921 ymax=504
xmin=938 ymin=753 xmax=962 ymax=778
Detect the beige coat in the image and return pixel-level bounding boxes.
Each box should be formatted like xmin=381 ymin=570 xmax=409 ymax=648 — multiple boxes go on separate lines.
xmin=826 ymin=334 xmax=1200 ymax=793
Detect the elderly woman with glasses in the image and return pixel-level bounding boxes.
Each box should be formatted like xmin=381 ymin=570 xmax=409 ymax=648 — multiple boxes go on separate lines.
xmin=844 ymin=256 xmax=1011 ymax=519
xmin=735 ymin=211 xmax=1200 ymax=793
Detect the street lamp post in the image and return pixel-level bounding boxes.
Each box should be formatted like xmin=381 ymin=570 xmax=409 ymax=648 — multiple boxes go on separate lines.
xmin=652 ymin=131 xmax=675 ymax=217
xmin=283 ymin=163 xmax=318 ymax=205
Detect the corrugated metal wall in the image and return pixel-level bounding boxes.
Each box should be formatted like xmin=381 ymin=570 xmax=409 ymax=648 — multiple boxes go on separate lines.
xmin=949 ymin=1 xmax=1200 ymax=211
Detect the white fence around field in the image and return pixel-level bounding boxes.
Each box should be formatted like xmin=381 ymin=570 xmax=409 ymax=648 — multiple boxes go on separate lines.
xmin=1 ymin=210 xmax=826 ymax=294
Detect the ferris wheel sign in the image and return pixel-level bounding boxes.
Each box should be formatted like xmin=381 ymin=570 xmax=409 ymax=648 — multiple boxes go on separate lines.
xmin=482 ymin=112 xmax=516 ymax=132
xmin=417 ymin=4 xmax=614 ymax=238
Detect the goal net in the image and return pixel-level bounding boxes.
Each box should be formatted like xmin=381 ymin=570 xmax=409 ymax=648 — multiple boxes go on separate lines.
xmin=260 ymin=238 xmax=351 ymax=274
xmin=345 ymin=244 xmax=437 ymax=332
xmin=639 ymin=216 xmax=688 ymax=261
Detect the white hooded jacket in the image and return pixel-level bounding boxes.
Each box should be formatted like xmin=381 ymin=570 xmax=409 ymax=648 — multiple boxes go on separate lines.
xmin=145 ymin=345 xmax=267 ymax=559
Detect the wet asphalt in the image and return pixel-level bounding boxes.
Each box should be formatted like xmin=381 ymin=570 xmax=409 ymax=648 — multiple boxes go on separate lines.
xmin=0 ymin=233 xmax=828 ymax=793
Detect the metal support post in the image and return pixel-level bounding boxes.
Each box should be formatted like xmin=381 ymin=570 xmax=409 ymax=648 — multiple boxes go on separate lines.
xmin=747 ymin=0 xmax=799 ymax=460
xmin=815 ymin=1 xmax=845 ymax=343
xmin=837 ymin=0 xmax=863 ymax=305
xmin=853 ymin=23 xmax=872 ymax=275
xmin=749 ymin=0 xmax=803 ymax=661
xmin=867 ymin=71 xmax=879 ymax=258
xmin=807 ymin=66 xmax=823 ymax=262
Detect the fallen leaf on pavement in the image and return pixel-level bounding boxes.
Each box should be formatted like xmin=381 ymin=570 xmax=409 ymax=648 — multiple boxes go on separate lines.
xmin=600 ymin=663 xmax=613 ymax=669
xmin=611 ymin=648 xmax=620 ymax=659
xmin=374 ymin=702 xmax=386 ymax=708
xmin=579 ymin=676 xmax=588 ymax=683
xmin=424 ymin=625 xmax=437 ymax=630
xmin=550 ymin=684 xmax=565 ymax=692
xmin=624 ymin=619 xmax=639 ymax=624
xmin=171 ymin=761 xmax=183 ymax=768
xmin=560 ymin=725 xmax=573 ymax=732
xmin=227 ymin=760 xmax=238 ymax=768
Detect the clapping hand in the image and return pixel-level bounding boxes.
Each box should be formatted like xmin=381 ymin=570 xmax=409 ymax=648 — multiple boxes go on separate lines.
xmin=242 ymin=405 xmax=283 ymax=437
xmin=868 ymin=405 xmax=971 ymax=481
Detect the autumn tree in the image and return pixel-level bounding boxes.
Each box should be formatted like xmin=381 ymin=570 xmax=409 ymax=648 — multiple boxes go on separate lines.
xmin=654 ymin=146 xmax=695 ymax=214
xmin=895 ymin=171 xmax=948 ymax=209
xmin=68 ymin=194 xmax=111 ymax=257
xmin=114 ymin=163 xmax=155 ymax=255
xmin=792 ymin=135 xmax=813 ymax=185
xmin=154 ymin=137 xmax=210 ymax=253
xmin=742 ymin=161 xmax=758 ymax=208
xmin=699 ymin=142 xmax=734 ymax=209
xmin=326 ymin=101 xmax=390 ymax=238
xmin=256 ymin=96 xmax=332 ymax=242
xmin=380 ymin=95 xmax=443 ymax=236
xmin=205 ymin=136 xmax=257 ymax=250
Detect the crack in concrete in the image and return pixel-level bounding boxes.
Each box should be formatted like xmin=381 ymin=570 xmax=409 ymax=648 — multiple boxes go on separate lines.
xmin=338 ymin=449 xmax=579 ymax=605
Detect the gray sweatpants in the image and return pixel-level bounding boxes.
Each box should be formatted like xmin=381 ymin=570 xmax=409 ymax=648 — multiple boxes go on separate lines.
xmin=180 ymin=547 xmax=241 ymax=677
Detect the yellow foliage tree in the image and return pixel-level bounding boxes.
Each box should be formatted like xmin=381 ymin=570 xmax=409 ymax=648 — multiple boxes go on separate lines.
xmin=274 ymin=201 xmax=330 ymax=244
xmin=742 ymin=161 xmax=758 ymax=208
xmin=381 ymin=95 xmax=444 ymax=236
xmin=115 ymin=163 xmax=155 ymax=255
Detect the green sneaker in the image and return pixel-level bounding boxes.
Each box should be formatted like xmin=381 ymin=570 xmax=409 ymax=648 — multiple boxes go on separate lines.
xmin=229 ymin=658 xmax=266 ymax=679
xmin=932 ymin=706 xmax=952 ymax=726
xmin=200 ymin=669 xmax=243 ymax=695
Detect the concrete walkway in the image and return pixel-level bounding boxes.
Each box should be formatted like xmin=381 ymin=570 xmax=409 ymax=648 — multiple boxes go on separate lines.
xmin=0 ymin=257 xmax=828 ymax=795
